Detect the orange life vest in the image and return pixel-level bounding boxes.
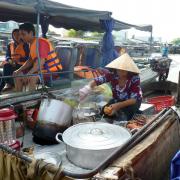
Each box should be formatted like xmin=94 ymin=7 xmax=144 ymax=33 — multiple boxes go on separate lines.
xmin=30 ymin=38 xmax=62 ymax=73
xmin=9 ymin=41 xmax=28 ymax=65
xmin=9 ymin=42 xmax=15 ymax=55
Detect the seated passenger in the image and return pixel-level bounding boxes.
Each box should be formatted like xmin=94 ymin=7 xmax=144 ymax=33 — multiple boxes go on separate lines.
xmin=0 ymin=29 xmax=29 ymax=92
xmin=13 ymin=23 xmax=62 ymax=91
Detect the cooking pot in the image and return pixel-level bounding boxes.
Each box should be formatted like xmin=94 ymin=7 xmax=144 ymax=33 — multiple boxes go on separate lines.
xmin=37 ymin=98 xmax=73 ymax=127
xmin=33 ymin=120 xmax=67 ymax=145
xmin=56 ymin=122 xmax=131 ymax=169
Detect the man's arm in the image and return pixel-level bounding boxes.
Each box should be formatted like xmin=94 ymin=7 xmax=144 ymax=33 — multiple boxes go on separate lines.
xmin=14 ymin=59 xmax=33 ymax=74
xmin=19 ymin=43 xmax=30 ymax=62
xmin=28 ymin=58 xmax=45 ymax=74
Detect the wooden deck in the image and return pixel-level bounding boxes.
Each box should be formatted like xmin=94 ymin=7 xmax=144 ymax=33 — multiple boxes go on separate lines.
xmin=94 ymin=110 xmax=180 ymax=180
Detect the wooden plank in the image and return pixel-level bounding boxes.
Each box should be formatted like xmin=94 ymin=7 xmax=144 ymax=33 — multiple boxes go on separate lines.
xmin=95 ymin=115 xmax=179 ymax=180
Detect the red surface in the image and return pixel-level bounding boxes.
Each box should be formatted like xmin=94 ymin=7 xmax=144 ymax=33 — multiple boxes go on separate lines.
xmin=9 ymin=140 xmax=21 ymax=150
xmin=0 ymin=108 xmax=17 ymax=121
xmin=147 ymin=95 xmax=175 ymax=112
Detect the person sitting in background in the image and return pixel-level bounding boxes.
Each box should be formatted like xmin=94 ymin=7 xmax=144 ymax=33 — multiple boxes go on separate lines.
xmin=119 ymin=47 xmax=126 ymax=56
xmin=162 ymin=44 xmax=169 ymax=57
xmin=0 ymin=29 xmax=29 ymax=92
xmin=13 ymin=23 xmax=62 ymax=92
xmin=79 ymin=53 xmax=142 ymax=120
xmin=115 ymin=46 xmax=126 ymax=56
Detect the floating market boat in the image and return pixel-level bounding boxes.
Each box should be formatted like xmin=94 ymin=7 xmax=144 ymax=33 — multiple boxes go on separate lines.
xmin=0 ymin=1 xmax=179 ymax=180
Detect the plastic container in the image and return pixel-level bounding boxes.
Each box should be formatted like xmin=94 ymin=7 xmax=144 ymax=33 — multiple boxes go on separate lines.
xmin=147 ymin=95 xmax=175 ymax=112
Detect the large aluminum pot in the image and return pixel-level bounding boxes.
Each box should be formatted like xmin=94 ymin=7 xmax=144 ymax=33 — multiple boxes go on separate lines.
xmin=37 ymin=98 xmax=73 ymax=127
xmin=56 ymin=122 xmax=131 ymax=169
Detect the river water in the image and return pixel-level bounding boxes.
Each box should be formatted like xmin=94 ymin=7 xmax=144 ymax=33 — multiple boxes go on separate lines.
xmin=0 ymin=53 xmax=179 ymax=83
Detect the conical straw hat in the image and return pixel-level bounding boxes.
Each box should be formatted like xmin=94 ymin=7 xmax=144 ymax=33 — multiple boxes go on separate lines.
xmin=106 ymin=53 xmax=140 ymax=74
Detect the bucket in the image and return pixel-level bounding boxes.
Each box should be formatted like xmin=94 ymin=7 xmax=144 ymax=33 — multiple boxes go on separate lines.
xmin=147 ymin=95 xmax=175 ymax=112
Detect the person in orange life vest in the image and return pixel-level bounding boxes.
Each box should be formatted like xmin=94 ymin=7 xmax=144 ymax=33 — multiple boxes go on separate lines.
xmin=13 ymin=23 xmax=62 ymax=92
xmin=0 ymin=29 xmax=29 ymax=92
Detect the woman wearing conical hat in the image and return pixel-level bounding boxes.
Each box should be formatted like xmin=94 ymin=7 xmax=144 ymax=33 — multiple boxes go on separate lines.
xmin=79 ymin=53 xmax=142 ymax=120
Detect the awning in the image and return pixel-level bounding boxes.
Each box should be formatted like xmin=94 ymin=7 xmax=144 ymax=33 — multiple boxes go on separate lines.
xmin=0 ymin=0 xmax=152 ymax=32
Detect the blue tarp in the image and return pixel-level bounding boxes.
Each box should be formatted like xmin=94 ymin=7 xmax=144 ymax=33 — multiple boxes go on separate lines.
xmin=100 ymin=19 xmax=119 ymax=67
xmin=171 ymin=150 xmax=180 ymax=180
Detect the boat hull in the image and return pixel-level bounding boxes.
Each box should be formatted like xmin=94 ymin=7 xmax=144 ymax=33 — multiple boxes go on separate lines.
xmin=95 ymin=112 xmax=180 ymax=180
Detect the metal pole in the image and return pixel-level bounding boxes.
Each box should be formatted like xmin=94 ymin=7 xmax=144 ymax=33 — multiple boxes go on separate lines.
xmin=36 ymin=0 xmax=45 ymax=88
xmin=0 ymin=144 xmax=32 ymax=163
xmin=177 ymin=71 xmax=180 ymax=106
xmin=150 ymin=29 xmax=153 ymax=54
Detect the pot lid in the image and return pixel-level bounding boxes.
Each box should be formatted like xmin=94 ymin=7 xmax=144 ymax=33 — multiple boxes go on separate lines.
xmin=62 ymin=122 xmax=131 ymax=150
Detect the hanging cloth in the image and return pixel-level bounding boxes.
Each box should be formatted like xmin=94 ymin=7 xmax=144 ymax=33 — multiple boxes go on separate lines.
xmin=100 ymin=19 xmax=119 ymax=67
xmin=0 ymin=149 xmax=64 ymax=180
xmin=40 ymin=16 xmax=50 ymax=39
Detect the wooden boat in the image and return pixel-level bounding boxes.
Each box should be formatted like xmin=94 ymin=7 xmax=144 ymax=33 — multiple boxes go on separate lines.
xmin=0 ymin=75 xmax=179 ymax=179
xmin=94 ymin=108 xmax=180 ymax=180
xmin=0 ymin=1 xmax=179 ymax=180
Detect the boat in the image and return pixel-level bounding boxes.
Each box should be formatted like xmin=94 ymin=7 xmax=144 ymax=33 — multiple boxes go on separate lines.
xmin=94 ymin=108 xmax=180 ymax=180
xmin=0 ymin=89 xmax=179 ymax=180
xmin=0 ymin=1 xmax=179 ymax=180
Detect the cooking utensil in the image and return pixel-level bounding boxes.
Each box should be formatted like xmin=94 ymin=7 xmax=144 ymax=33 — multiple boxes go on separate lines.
xmin=72 ymin=107 xmax=97 ymax=124
xmin=56 ymin=122 xmax=131 ymax=169
xmin=33 ymin=120 xmax=67 ymax=145
xmin=37 ymin=98 xmax=73 ymax=127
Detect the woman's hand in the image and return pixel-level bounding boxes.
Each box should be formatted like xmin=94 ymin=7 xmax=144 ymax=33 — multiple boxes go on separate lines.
xmin=79 ymin=85 xmax=92 ymax=101
xmin=104 ymin=106 xmax=113 ymax=116
xmin=110 ymin=103 xmax=120 ymax=112
xmin=13 ymin=69 xmax=22 ymax=77
xmin=104 ymin=103 xmax=120 ymax=116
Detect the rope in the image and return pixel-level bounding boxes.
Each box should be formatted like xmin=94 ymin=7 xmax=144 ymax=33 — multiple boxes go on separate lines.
xmin=34 ymin=159 xmax=64 ymax=180
xmin=36 ymin=0 xmax=45 ymax=90
xmin=170 ymin=107 xmax=180 ymax=147
xmin=53 ymin=163 xmax=64 ymax=180
xmin=122 ymin=163 xmax=142 ymax=180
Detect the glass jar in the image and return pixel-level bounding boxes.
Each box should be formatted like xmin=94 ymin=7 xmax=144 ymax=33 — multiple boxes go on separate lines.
xmin=0 ymin=108 xmax=17 ymax=145
xmin=72 ymin=107 xmax=97 ymax=124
